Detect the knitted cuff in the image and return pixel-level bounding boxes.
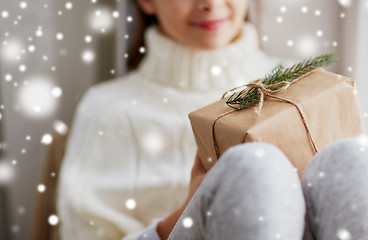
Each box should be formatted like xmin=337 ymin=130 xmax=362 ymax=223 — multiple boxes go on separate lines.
xmin=138 ymin=218 xmax=164 ymax=240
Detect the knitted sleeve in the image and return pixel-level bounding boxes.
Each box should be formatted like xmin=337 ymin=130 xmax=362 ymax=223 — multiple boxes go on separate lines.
xmin=122 ymin=218 xmax=164 ymax=240
xmin=57 ymin=86 xmax=147 ymax=239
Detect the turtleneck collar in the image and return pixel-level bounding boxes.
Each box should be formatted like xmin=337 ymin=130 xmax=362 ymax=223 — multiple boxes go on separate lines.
xmin=137 ymin=22 xmax=264 ymax=92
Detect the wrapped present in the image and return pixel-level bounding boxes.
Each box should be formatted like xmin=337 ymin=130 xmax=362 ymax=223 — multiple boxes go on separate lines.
xmin=188 ymin=67 xmax=366 ymax=178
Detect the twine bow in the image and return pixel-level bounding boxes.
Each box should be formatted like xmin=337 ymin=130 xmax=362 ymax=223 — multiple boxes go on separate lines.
xmin=238 ymin=79 xmax=291 ymax=114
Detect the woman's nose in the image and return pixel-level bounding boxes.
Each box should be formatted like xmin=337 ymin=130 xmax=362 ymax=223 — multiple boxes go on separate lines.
xmin=196 ymin=0 xmax=224 ymax=12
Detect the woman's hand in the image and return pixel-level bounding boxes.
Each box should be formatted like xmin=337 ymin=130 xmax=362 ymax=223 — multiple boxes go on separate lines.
xmin=156 ymin=151 xmax=209 ymax=240
xmin=183 ymin=151 xmax=209 ymax=207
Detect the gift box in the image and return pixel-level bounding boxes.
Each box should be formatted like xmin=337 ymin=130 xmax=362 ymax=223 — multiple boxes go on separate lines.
xmin=188 ymin=68 xmax=366 ymax=178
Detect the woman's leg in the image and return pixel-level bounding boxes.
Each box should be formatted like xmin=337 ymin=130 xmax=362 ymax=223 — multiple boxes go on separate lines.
xmin=301 ymin=136 xmax=368 ymax=240
xmin=168 ymin=142 xmax=306 ymax=240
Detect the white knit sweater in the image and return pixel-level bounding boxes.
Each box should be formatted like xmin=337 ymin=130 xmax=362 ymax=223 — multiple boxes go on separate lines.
xmin=57 ymin=22 xmax=282 ymax=240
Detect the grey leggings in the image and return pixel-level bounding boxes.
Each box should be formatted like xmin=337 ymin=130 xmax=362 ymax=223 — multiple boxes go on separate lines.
xmin=168 ymin=136 xmax=368 ymax=240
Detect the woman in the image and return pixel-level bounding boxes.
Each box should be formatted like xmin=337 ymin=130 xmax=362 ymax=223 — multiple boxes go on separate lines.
xmin=57 ymin=0 xmax=368 ymax=239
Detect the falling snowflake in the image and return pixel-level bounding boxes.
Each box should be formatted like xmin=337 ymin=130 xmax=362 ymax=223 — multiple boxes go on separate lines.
xmin=301 ymin=6 xmax=308 ymax=13
xmin=182 ymin=217 xmax=193 ymax=228
xmin=1 ymin=11 xmax=9 ymax=18
xmin=338 ymin=0 xmax=352 ymax=8
xmin=20 ymin=2 xmax=27 ymax=9
xmin=280 ymin=6 xmax=287 ymax=13
xmin=41 ymin=134 xmax=53 ymax=145
xmin=316 ymin=30 xmax=323 ymax=37
xmin=82 ymin=49 xmax=95 ymax=63
xmin=28 ymin=45 xmax=36 ymax=52
xmin=37 ymin=184 xmax=46 ymax=192
xmin=18 ymin=77 xmax=57 ymax=118
xmin=0 ymin=161 xmax=15 ymax=185
xmin=296 ymin=35 xmax=319 ymax=57
xmin=19 ymin=64 xmax=27 ymax=72
xmin=358 ymin=135 xmax=368 ymax=146
xmin=89 ymin=8 xmax=114 ymax=33
xmin=17 ymin=206 xmax=26 ymax=215
xmin=51 ymin=87 xmax=62 ymax=98
xmin=141 ymin=129 xmax=165 ymax=155
xmin=211 ymin=65 xmax=222 ymax=76
xmin=85 ymin=35 xmax=92 ymax=43
xmin=65 ymin=2 xmax=73 ymax=10
xmin=139 ymin=46 xmax=146 ymax=54
xmin=56 ymin=33 xmax=64 ymax=40
xmin=35 ymin=27 xmax=43 ymax=37
xmin=5 ymin=74 xmax=12 ymax=82
xmin=286 ymin=40 xmax=294 ymax=47
xmin=11 ymin=225 xmax=19 ymax=233
xmin=125 ymin=198 xmax=137 ymax=210
xmin=48 ymin=214 xmax=59 ymax=225
xmin=53 ymin=120 xmax=68 ymax=134
xmin=112 ymin=11 xmax=119 ymax=18
xmin=1 ymin=39 xmax=22 ymax=63
xmin=336 ymin=228 xmax=351 ymax=240
xmin=254 ymin=148 xmax=265 ymax=158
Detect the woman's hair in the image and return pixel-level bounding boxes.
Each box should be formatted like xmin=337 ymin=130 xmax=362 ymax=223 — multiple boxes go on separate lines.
xmin=126 ymin=1 xmax=158 ymax=72
xmin=126 ymin=0 xmax=251 ymax=73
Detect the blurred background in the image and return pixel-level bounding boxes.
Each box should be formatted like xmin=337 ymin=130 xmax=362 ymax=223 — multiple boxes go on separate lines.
xmin=0 ymin=0 xmax=367 ymax=239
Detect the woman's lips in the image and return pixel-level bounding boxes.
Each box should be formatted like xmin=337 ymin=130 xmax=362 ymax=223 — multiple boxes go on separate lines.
xmin=190 ymin=18 xmax=228 ymax=30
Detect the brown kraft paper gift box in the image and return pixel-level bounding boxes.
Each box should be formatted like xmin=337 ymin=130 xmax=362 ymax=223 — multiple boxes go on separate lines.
xmin=188 ymin=68 xmax=366 ymax=178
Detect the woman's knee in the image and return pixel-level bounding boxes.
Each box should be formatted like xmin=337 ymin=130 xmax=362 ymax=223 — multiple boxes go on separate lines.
xmin=302 ymin=135 xmax=368 ymax=182
xmin=216 ymin=142 xmax=298 ymax=180
xmin=301 ymin=136 xmax=368 ymax=239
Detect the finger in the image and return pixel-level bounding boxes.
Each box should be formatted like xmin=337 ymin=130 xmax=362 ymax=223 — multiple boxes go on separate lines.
xmin=191 ymin=152 xmax=201 ymax=171
xmin=194 ymin=152 xmax=206 ymax=174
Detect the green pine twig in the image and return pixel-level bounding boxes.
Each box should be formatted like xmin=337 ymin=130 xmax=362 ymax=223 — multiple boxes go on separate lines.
xmin=226 ymin=53 xmax=338 ymax=110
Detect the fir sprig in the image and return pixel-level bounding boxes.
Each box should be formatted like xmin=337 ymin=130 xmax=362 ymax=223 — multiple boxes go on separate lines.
xmin=226 ymin=53 xmax=338 ymax=110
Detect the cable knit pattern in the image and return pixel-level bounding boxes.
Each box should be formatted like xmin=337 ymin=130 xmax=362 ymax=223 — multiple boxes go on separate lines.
xmin=57 ymin=22 xmax=281 ymax=240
